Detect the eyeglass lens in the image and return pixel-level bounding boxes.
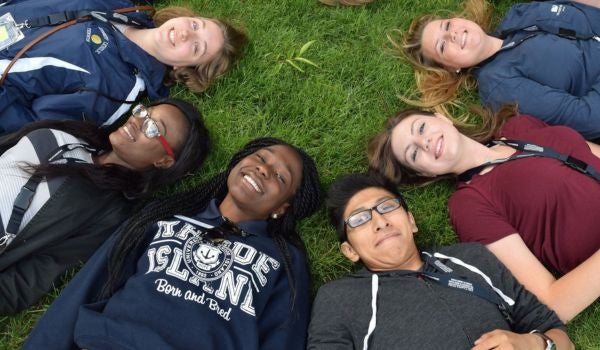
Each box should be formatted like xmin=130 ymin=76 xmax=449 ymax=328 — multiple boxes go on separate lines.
xmin=133 ymin=105 xmax=160 ymax=139
xmin=346 ymin=198 xmax=401 ymax=228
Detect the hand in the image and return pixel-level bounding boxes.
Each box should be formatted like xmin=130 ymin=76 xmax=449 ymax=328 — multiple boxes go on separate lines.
xmin=471 ymin=330 xmax=543 ymax=350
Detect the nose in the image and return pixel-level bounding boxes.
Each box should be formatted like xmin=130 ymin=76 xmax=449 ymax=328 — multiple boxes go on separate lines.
xmin=255 ymin=163 xmax=273 ymax=179
xmin=129 ymin=115 xmax=143 ymax=130
xmin=443 ymin=29 xmax=458 ymax=43
xmin=371 ymin=210 xmax=391 ymax=232
xmin=179 ymin=29 xmax=188 ymax=41
xmin=417 ymin=135 xmax=431 ymax=152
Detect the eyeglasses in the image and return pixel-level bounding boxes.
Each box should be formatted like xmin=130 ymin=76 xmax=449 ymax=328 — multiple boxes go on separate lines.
xmin=132 ymin=104 xmax=176 ymax=160
xmin=204 ymin=217 xmax=247 ymax=244
xmin=344 ymin=198 xmax=403 ymax=229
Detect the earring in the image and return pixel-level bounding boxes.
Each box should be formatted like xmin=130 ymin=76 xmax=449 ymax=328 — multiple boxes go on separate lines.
xmin=455 ymin=68 xmax=461 ymax=74
xmin=271 ymin=213 xmax=279 ymax=219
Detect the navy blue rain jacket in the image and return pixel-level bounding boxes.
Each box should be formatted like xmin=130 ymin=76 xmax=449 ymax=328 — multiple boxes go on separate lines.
xmin=0 ymin=0 xmax=168 ymax=134
xmin=474 ymin=0 xmax=600 ymax=139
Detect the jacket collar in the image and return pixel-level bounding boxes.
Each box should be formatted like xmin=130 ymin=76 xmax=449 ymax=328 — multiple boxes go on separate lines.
xmin=190 ymin=199 xmax=268 ymax=237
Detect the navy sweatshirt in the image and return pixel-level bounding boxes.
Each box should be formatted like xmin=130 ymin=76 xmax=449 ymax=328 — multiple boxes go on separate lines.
xmin=25 ymin=200 xmax=310 ymax=350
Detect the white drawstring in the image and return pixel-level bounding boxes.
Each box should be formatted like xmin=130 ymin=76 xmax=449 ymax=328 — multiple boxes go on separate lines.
xmin=433 ymin=252 xmax=515 ymax=305
xmin=362 ymin=274 xmax=379 ymax=350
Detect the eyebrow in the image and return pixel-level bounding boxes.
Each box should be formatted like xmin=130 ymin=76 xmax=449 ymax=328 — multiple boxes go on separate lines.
xmin=201 ymin=41 xmax=207 ymax=56
xmin=404 ymin=118 xmax=419 ymax=160
xmin=160 ymin=119 xmax=167 ymax=136
xmin=434 ymin=21 xmax=442 ymax=55
xmin=348 ymin=195 xmax=393 ymax=216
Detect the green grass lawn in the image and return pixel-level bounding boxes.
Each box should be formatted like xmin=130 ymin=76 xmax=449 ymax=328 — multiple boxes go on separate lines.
xmin=1 ymin=0 xmax=599 ymax=348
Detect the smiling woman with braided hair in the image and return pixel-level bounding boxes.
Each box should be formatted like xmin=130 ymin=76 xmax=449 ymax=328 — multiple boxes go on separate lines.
xmin=25 ymin=137 xmax=322 ymax=350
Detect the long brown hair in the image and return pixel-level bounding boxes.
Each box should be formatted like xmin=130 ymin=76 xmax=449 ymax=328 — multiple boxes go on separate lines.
xmin=154 ymin=7 xmax=248 ymax=93
xmin=367 ymin=104 xmax=516 ymax=185
xmin=389 ymin=0 xmax=493 ymax=117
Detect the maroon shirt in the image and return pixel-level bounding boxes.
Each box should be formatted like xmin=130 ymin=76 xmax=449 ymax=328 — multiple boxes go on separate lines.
xmin=449 ymin=116 xmax=600 ymax=273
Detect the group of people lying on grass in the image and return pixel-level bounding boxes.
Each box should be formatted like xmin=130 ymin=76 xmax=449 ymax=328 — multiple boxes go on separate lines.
xmin=0 ymin=0 xmax=598 ymax=349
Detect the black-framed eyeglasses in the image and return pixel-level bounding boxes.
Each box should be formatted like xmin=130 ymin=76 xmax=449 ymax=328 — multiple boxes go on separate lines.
xmin=203 ymin=217 xmax=247 ymax=243
xmin=344 ymin=198 xmax=403 ymax=229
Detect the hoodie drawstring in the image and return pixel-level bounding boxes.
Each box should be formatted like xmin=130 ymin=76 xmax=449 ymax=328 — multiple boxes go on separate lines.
xmin=362 ymin=273 xmax=379 ymax=350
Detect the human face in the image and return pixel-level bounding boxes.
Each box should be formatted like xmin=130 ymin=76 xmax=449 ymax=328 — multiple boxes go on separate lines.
xmin=154 ymin=17 xmax=225 ymax=68
xmin=421 ymin=18 xmax=487 ymax=70
xmin=225 ymin=145 xmax=303 ymax=221
xmin=109 ymin=104 xmax=188 ymax=170
xmin=341 ymin=187 xmax=420 ymax=271
xmin=390 ymin=113 xmax=461 ymax=177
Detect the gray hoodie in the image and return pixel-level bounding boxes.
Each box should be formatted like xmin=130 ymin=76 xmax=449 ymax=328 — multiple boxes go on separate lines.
xmin=307 ymin=243 xmax=563 ymax=350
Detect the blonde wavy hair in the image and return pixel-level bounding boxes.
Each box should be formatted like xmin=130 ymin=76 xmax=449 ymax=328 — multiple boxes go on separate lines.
xmin=389 ymin=0 xmax=493 ymax=118
xmin=367 ymin=104 xmax=517 ymax=185
xmin=319 ymin=0 xmax=374 ymax=6
xmin=153 ymin=7 xmax=248 ymax=93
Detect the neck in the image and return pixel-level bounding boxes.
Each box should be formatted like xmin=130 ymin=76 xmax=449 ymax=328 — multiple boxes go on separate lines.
xmin=480 ymin=34 xmax=504 ymax=62
xmin=452 ymin=136 xmax=516 ymax=175
xmin=218 ymin=194 xmax=264 ymax=224
xmin=93 ymin=152 xmax=132 ymax=169
xmin=123 ymin=27 xmax=155 ymax=56
xmin=373 ymin=249 xmax=424 ymax=272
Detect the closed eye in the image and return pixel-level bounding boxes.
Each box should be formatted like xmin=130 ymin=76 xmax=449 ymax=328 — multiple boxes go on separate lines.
xmin=419 ymin=122 xmax=425 ymax=134
xmin=193 ymin=42 xmax=198 ymax=55
xmin=411 ymin=147 xmax=418 ymax=162
xmin=192 ymin=20 xmax=198 ymax=30
xmin=445 ymin=21 xmax=450 ymax=31
xmin=276 ymin=173 xmax=286 ymax=184
xmin=257 ymin=153 xmax=266 ymax=163
xmin=440 ymin=41 xmax=446 ymax=54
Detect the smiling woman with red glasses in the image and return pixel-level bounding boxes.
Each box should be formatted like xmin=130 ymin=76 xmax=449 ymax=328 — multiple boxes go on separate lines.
xmin=25 ymin=138 xmax=321 ymax=350
xmin=0 ymin=98 xmax=210 ymax=316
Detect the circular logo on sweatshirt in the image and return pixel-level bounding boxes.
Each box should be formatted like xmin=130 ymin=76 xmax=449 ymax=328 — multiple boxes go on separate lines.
xmin=183 ymin=236 xmax=233 ymax=281
xmin=91 ymin=34 xmax=102 ymax=45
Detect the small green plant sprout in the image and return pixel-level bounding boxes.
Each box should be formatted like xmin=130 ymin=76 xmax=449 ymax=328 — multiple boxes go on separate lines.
xmin=270 ymin=40 xmax=319 ymax=74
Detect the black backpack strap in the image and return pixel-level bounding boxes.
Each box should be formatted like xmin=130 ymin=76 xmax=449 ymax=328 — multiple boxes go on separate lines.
xmin=498 ymin=24 xmax=599 ymax=41
xmin=1 ymin=142 xmax=98 ymax=248
xmin=4 ymin=174 xmax=43 ymax=236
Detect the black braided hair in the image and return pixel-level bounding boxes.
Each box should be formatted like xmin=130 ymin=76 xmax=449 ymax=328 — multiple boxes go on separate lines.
xmin=101 ymin=138 xmax=322 ymax=314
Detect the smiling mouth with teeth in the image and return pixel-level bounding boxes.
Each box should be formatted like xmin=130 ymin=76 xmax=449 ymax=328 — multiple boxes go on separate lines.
xmin=243 ymin=174 xmax=263 ymax=193
xmin=435 ymin=136 xmax=443 ymax=159
xmin=169 ymin=28 xmax=176 ymax=46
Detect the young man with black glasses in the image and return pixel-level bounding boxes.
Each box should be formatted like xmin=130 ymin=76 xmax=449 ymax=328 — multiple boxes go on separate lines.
xmin=307 ymin=173 xmax=572 ymax=350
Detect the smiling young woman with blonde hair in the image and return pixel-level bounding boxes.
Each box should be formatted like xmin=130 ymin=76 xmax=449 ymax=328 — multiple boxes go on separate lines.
xmin=0 ymin=0 xmax=247 ymax=134
xmin=397 ymin=0 xmax=600 ymax=139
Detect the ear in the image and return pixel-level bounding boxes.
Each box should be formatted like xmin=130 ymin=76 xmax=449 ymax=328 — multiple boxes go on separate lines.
xmin=433 ymin=112 xmax=453 ymax=125
xmin=340 ymin=242 xmax=360 ymax=263
xmin=153 ymin=155 xmax=175 ymax=169
xmin=407 ymin=212 xmax=418 ymax=234
xmin=271 ymin=202 xmax=291 ymax=217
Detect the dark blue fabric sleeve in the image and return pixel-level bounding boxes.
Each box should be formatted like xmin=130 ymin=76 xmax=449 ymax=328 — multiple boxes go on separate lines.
xmin=22 ymin=234 xmax=117 ymax=350
xmin=258 ymin=247 xmax=310 ymax=350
